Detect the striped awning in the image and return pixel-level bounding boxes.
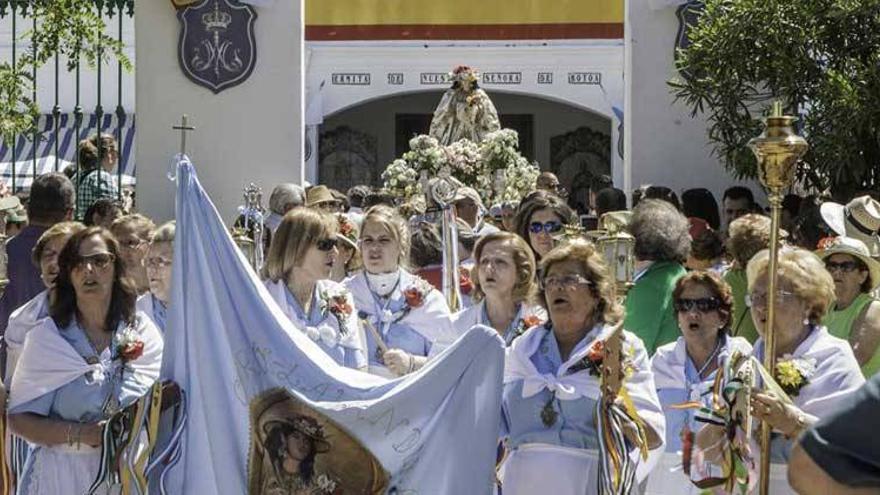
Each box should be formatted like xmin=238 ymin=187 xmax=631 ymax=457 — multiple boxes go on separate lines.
xmin=0 ymin=113 xmax=136 ymax=191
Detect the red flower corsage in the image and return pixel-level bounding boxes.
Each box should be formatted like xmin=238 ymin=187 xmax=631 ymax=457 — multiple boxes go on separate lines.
xmin=459 ymin=267 xmax=474 ymax=295
xmin=567 ymin=340 xmax=605 ymax=377
xmin=404 ymin=286 xmax=425 ymax=308
xmin=115 ymin=326 xmax=145 ymax=363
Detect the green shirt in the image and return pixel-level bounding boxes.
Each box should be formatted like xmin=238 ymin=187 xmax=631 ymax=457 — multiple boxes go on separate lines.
xmin=824 ymin=293 xmax=880 ymax=377
xmin=624 ymin=261 xmax=686 ymax=355
xmin=725 ymin=268 xmax=759 ymax=344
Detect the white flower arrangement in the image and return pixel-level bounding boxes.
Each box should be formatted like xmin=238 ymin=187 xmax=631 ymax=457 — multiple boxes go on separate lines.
xmin=382 ymin=127 xmax=538 ymax=204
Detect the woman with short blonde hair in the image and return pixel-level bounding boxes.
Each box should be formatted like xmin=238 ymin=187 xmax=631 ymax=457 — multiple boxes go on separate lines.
xmin=344 ymin=205 xmax=455 ymax=378
xmin=499 ymin=239 xmax=664 ymax=494
xmin=453 ymin=232 xmax=545 ymax=344
xmin=136 ymin=221 xmax=176 ymax=332
xmin=262 ymin=208 xmax=366 ymax=370
xmin=699 ymin=246 xmax=864 ymax=493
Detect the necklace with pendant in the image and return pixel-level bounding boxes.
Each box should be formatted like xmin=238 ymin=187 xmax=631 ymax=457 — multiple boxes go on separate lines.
xmin=541 ymin=392 xmax=558 ymax=427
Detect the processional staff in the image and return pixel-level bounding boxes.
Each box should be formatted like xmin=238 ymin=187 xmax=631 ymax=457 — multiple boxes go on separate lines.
xmin=747 ymin=101 xmax=809 ymax=495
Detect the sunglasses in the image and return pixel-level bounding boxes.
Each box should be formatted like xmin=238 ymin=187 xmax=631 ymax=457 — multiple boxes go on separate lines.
xmin=315 ymin=238 xmax=338 ymax=251
xmin=674 ymin=297 xmax=722 ymax=313
xmin=528 ymin=221 xmax=563 ymax=235
xmin=825 ymin=260 xmax=864 ymax=273
xmin=74 ymin=252 xmax=116 ymax=270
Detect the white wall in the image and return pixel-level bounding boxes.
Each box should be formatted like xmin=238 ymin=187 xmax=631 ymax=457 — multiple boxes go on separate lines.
xmin=306 ymin=41 xmax=625 ymax=185
xmin=321 ymin=90 xmax=612 ymax=181
xmin=625 ymin=1 xmax=765 ymax=205
xmin=135 ymin=1 xmax=304 ymax=222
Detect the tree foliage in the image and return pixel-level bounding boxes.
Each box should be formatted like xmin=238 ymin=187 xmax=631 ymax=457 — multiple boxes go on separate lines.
xmin=0 ymin=0 xmax=132 ymax=146
xmin=671 ymin=0 xmax=880 ymax=200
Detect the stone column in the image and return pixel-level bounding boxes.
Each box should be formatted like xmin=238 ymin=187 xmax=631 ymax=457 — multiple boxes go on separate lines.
xmin=135 ymin=0 xmax=304 ymax=222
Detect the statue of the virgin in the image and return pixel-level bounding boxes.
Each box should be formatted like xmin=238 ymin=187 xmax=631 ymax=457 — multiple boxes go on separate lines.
xmin=428 ymin=66 xmax=501 ymax=145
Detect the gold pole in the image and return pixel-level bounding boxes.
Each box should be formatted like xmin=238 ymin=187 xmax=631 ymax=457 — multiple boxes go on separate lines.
xmin=748 ymin=101 xmax=808 ymax=495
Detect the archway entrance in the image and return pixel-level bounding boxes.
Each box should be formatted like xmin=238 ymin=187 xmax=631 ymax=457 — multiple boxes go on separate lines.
xmin=318 ymin=90 xmax=612 ymax=211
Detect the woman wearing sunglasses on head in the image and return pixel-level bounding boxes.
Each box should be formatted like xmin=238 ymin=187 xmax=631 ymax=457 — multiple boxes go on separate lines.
xmin=513 ymin=190 xmax=577 ymax=261
xmin=344 ymin=205 xmax=456 ymax=378
xmin=818 ymin=237 xmax=880 ymax=377
xmin=647 ymin=271 xmax=751 ymax=493
xmin=7 ymin=227 xmax=163 ymax=495
xmin=453 ymin=232 xmax=546 ymax=345
xmin=263 ymin=208 xmax=367 ymax=371
xmin=697 ymin=247 xmax=865 ymax=493
xmin=499 ymin=239 xmax=664 ymax=494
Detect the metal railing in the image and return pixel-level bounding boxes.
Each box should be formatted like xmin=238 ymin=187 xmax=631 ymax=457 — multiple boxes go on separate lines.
xmin=0 ymin=0 xmax=134 ymax=215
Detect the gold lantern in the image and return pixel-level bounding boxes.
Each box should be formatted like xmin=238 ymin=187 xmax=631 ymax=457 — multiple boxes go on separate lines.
xmin=747 ymin=101 xmax=808 ymax=495
xmin=596 ymin=211 xmax=636 ymax=298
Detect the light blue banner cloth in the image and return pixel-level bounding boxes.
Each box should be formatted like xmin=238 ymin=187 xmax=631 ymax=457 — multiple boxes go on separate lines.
xmin=160 ymin=158 xmax=505 ymax=494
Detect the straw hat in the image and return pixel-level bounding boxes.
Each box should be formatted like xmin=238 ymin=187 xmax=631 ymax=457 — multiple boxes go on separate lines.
xmin=305 ymin=185 xmax=338 ymax=208
xmin=336 ymin=214 xmax=359 ymax=251
xmin=820 ymin=196 xmax=880 ymax=257
xmin=817 ymin=236 xmax=880 ymax=290
xmin=261 ymin=415 xmax=331 ymax=454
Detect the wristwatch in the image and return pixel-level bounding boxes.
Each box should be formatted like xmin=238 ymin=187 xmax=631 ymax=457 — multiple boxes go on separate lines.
xmin=785 ymin=407 xmax=809 ymax=439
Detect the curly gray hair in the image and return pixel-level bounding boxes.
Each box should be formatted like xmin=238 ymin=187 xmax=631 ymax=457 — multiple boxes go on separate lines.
xmin=629 ymin=199 xmax=691 ymax=262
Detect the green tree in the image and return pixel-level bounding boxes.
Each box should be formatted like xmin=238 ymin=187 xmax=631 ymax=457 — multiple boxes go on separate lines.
xmin=0 ymin=0 xmax=132 ymax=146
xmin=670 ymin=0 xmax=880 ymax=200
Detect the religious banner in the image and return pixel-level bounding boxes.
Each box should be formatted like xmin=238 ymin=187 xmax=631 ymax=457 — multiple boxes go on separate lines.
xmin=177 ymin=0 xmax=258 ymax=93
xmin=161 ymin=158 xmax=505 ymax=494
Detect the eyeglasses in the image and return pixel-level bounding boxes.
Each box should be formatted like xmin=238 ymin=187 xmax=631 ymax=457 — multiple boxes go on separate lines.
xmin=120 ymin=238 xmax=147 ymax=250
xmin=144 ymin=257 xmax=173 ymax=269
xmin=674 ymin=297 xmax=722 ymax=313
xmin=73 ymin=252 xmax=116 ymax=270
xmin=825 ymin=260 xmax=864 ymax=273
xmin=540 ymin=274 xmax=594 ymax=291
xmin=744 ymin=290 xmax=797 ymax=308
xmin=528 ymin=221 xmax=563 ymax=235
xmin=315 ymin=238 xmax=338 ymax=251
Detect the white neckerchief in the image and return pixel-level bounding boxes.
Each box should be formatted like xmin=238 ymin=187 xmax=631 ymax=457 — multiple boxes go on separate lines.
xmin=504 ymin=324 xmax=609 ymax=401
xmin=365 ymin=270 xmax=401 ymax=297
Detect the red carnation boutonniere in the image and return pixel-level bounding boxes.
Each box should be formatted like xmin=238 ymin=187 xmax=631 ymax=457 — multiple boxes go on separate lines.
xmin=459 ymin=267 xmax=474 ymax=295
xmin=509 ymin=313 xmax=545 ymax=342
xmin=403 ymin=286 xmax=425 ymax=309
xmin=321 ymin=288 xmax=354 ymax=335
xmin=567 ymin=339 xmax=605 ymax=377
xmin=115 ymin=326 xmax=145 ymax=363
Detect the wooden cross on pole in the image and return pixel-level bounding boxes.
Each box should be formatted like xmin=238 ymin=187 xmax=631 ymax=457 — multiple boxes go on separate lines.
xmin=172 ymin=114 xmax=196 ymax=156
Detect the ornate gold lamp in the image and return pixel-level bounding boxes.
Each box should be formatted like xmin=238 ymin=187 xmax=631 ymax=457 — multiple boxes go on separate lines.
xmin=231 ymin=183 xmax=266 ymax=269
xmin=747 ymin=101 xmax=809 ymax=495
xmin=596 ymin=212 xmax=636 ymax=299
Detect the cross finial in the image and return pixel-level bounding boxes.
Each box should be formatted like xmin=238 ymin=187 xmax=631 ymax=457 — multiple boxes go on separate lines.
xmin=172 ymin=114 xmax=196 ymax=155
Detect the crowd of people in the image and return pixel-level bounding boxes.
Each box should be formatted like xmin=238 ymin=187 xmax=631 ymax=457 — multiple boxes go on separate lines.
xmin=0 ymin=131 xmax=878 ymax=494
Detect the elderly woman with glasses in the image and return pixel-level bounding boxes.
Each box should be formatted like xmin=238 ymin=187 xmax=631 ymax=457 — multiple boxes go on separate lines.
xmin=453 ymin=232 xmax=546 ymax=345
xmin=7 ymin=227 xmax=163 ymax=494
xmin=499 ymin=239 xmax=664 ymax=494
xmin=819 ymin=237 xmax=880 ymax=377
xmin=136 ymin=221 xmax=175 ymax=333
xmin=262 ymin=208 xmax=366 ymax=370
xmin=110 ymin=214 xmax=156 ymax=295
xmin=344 ymin=205 xmax=456 ymax=378
xmin=5 ymin=222 xmax=86 ymax=383
xmin=513 ymin=190 xmax=577 ymax=261
xmin=647 ymin=271 xmax=752 ymax=493
xmin=698 ymin=247 xmax=865 ymax=492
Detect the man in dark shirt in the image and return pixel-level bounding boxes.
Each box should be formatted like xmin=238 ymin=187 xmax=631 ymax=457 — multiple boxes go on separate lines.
xmin=0 ymin=173 xmax=75 ymax=374
xmin=789 ymin=373 xmax=880 ymax=494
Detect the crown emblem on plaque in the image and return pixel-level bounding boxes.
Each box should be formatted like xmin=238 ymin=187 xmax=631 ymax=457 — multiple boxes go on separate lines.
xmin=202 ymin=2 xmax=232 ymax=30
